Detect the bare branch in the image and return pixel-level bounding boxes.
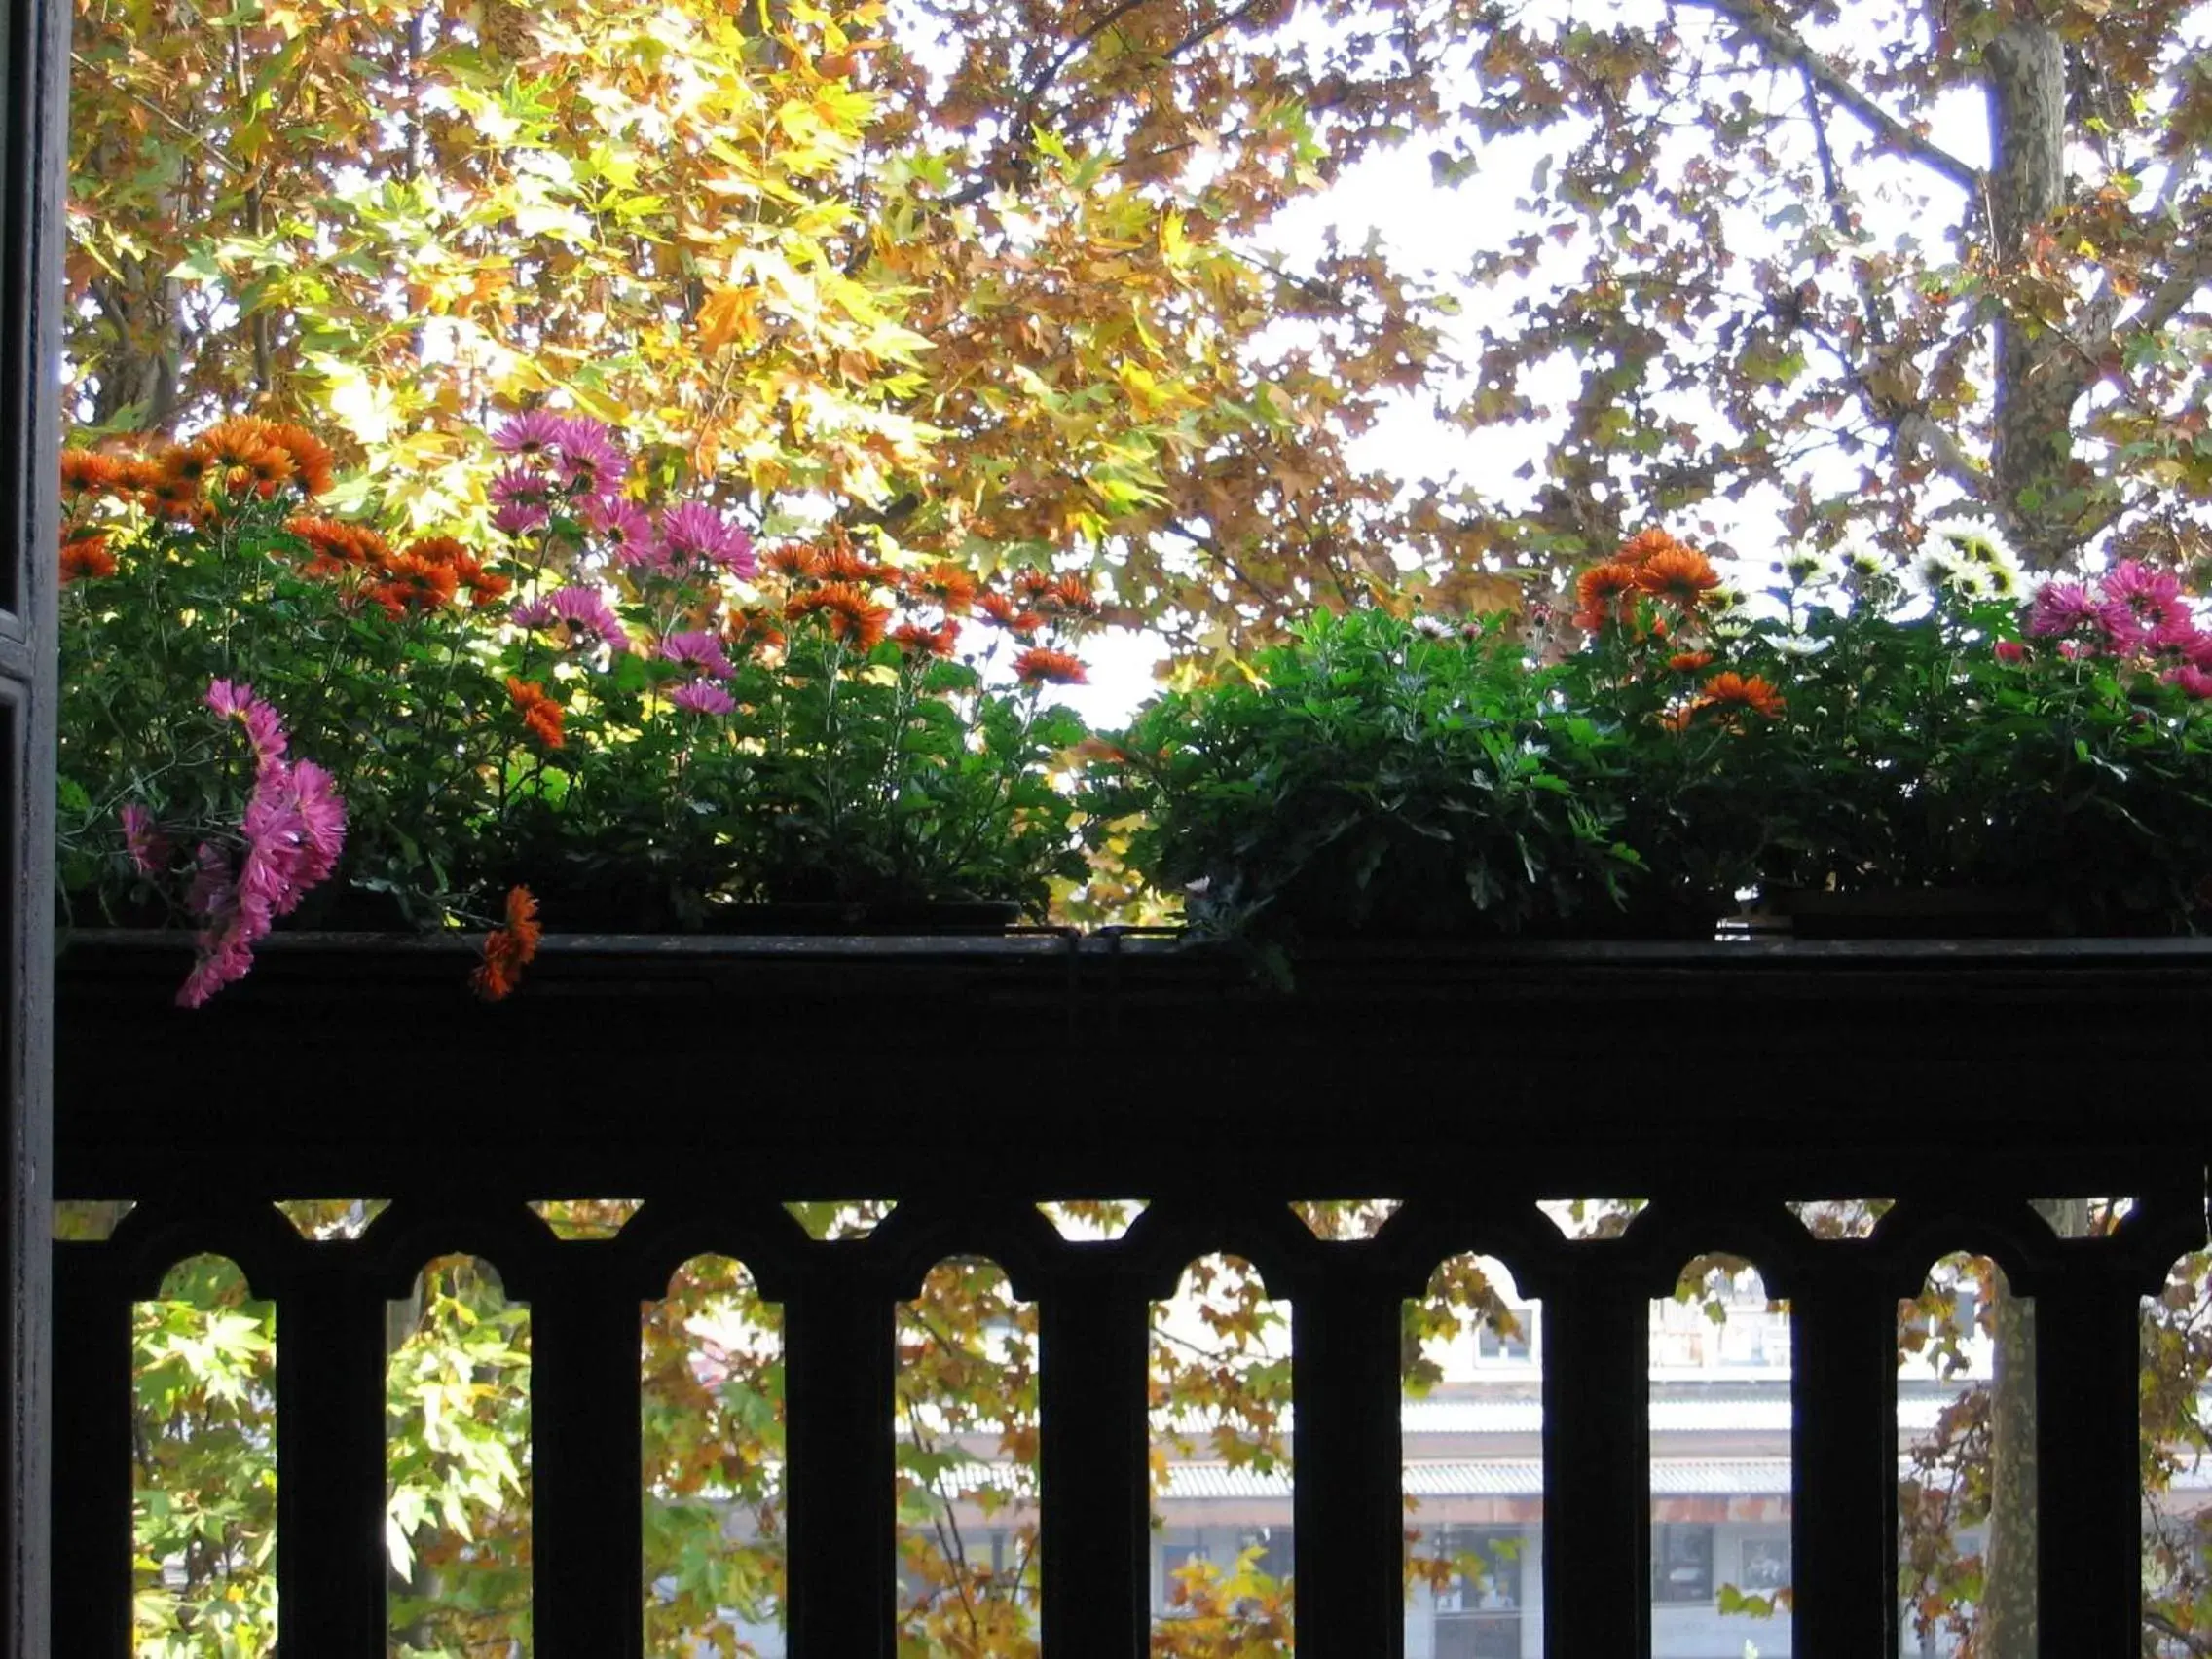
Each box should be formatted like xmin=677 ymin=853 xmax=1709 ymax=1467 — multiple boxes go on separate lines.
xmin=1679 ymin=0 xmax=1983 ymax=196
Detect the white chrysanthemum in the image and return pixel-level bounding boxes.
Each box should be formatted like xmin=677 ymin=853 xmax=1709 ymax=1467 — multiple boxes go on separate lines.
xmin=1933 ymin=515 xmax=2025 ymax=596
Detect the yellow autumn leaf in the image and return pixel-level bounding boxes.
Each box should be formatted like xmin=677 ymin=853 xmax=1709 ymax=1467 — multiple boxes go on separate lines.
xmin=695 ymin=285 xmax=762 ymax=353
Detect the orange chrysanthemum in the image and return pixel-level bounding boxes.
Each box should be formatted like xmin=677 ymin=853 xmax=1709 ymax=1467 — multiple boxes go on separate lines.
xmin=906 ymin=561 xmax=978 ymax=615
xmin=1667 ymin=650 xmax=1715 ymax=674
xmin=786 ymin=581 xmax=890 ymax=650
xmin=1701 ymin=671 xmax=1786 ymax=719
xmin=375 ymin=554 xmax=460 ymax=613
xmin=158 ymin=443 xmax=218 ymax=490
xmin=114 ymin=457 xmax=164 ymax=496
xmin=765 ymin=543 xmax=824 ymax=582
xmin=892 ymin=619 xmax=961 ymax=659
xmin=59 ymin=532 xmax=116 ymax=582
xmin=1634 ymin=546 xmax=1721 ymax=607
xmin=1616 ymin=527 xmax=1687 ymax=568
xmin=263 ymin=424 xmax=337 ymax=497
xmin=1012 ymin=646 xmax=1087 ymax=686
xmin=200 ymin=418 xmax=278 ymax=467
xmin=726 ymin=607 xmax=788 ymax=655
xmin=235 ymin=442 xmax=296 ymax=497
xmin=977 ymin=591 xmax=1042 ymax=638
xmin=1572 ymin=562 xmax=1641 ymax=630
xmin=506 ymin=677 xmax=566 ymax=748
xmin=818 ymin=543 xmax=888 ymax=584
xmin=59 ymin=450 xmax=124 ymax=500
xmin=447 ymin=549 xmax=511 ymax=606
xmin=472 ymin=886 xmax=543 ymax=1001
xmin=1038 ymin=572 xmax=1099 ymax=618
xmin=145 ymin=474 xmax=204 ymax=523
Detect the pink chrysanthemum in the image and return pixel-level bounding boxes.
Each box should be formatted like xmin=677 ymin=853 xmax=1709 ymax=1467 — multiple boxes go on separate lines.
xmin=548 ymin=584 xmax=632 ymax=652
xmin=668 ymin=681 xmax=735 ymax=716
xmin=490 ymin=464 xmax=555 ymax=507
xmin=2152 ymin=612 xmax=2207 ymax=658
xmin=510 ymin=594 xmax=556 ymax=630
xmin=2026 ymin=580 xmax=2096 ymax=639
xmin=176 ymin=696 xmax=348 ymax=1008
xmin=584 ymin=496 xmax=655 ymax=557
xmin=659 ymin=503 xmax=755 ymax=575
xmin=2096 ymin=560 xmax=2185 ymax=652
xmin=2168 ymin=665 xmax=2212 ymax=700
xmin=205 ymin=681 xmax=287 ymax=763
xmin=660 ymin=629 xmax=737 ymax=680
xmin=121 ymin=803 xmax=167 ymax=876
xmin=491 ymin=411 xmax=569 ymax=459
xmin=492 ymin=499 xmax=551 ymax=537
xmin=554 ymin=419 xmax=627 ymax=495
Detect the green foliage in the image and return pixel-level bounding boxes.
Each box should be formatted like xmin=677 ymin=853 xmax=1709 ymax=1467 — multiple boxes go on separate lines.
xmin=386 ymin=1258 xmax=533 ymax=1658
xmin=643 ymin=1256 xmax=785 ymax=1656
xmin=1089 ymin=538 xmax=2212 ymax=942
xmin=132 ymin=1257 xmax=277 ymax=1659
xmin=1089 ymin=608 xmax=1646 ymax=943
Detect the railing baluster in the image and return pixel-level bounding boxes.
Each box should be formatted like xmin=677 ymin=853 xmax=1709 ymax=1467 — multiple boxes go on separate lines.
xmin=1789 ymin=1257 xmax=1898 ymax=1659
xmin=276 ymin=1251 xmax=387 ymax=1659
xmin=2035 ymin=1259 xmax=2144 ymax=1656
xmin=50 ymin=1241 xmax=129 ymax=1659
xmin=1541 ymin=1252 xmax=1648 ymax=1658
xmin=1293 ymin=1264 xmax=1405 ymax=1658
xmin=530 ymin=1252 xmax=643 ymax=1659
xmin=783 ymin=1258 xmax=896 ymax=1659
xmin=1040 ymin=1269 xmax=1151 ymax=1659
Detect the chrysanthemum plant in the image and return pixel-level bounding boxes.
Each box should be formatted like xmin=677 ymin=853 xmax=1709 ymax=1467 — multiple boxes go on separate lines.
xmin=58 ymin=413 xmax=1096 ymax=1001
xmin=1703 ymin=536 xmax=2212 ymax=928
xmin=1088 ymin=523 xmax=2212 ymax=941
xmin=1084 ymin=604 xmax=1652 ymax=945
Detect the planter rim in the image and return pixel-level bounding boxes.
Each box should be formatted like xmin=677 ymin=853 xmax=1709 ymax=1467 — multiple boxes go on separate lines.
xmin=55 ymin=924 xmax=2212 ymax=967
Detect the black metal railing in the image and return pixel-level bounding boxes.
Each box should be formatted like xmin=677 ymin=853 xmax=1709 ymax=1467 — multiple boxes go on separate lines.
xmin=50 ymin=931 xmax=2212 ymax=1658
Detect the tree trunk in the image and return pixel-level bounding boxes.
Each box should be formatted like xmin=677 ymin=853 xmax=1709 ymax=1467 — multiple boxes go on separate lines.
xmin=1981 ymin=1197 xmax=2089 ymax=1655
xmin=1983 ymin=1264 xmax=2037 ymax=1658
xmin=1983 ymin=18 xmax=2091 ymax=569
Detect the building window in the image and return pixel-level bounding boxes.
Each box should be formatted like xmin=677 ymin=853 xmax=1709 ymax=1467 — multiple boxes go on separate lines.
xmin=1474 ymin=1304 xmax=1537 ymax=1364
xmin=1432 ymin=1525 xmax=1526 ymax=1658
xmin=1738 ymin=1532 xmax=1790 ymax=1593
xmin=1651 ymin=1523 xmax=1714 ymax=1604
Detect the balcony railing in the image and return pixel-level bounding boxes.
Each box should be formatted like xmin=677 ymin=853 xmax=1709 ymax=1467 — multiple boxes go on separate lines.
xmin=50 ymin=930 xmax=2212 ymax=1658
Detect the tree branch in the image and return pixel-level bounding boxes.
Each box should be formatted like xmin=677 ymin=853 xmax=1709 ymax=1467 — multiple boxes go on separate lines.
xmin=2124 ymin=242 xmax=2212 ymax=338
xmin=1679 ymin=0 xmax=1983 ymax=196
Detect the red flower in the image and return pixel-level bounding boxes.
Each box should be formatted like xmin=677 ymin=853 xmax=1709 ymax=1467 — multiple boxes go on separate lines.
xmin=472 ymin=886 xmax=543 ymax=1001
xmin=1572 ymin=562 xmax=1641 ymax=631
xmin=1701 ymin=671 xmax=1786 ymax=719
xmin=375 ymin=554 xmax=460 ymax=613
xmin=764 ymin=544 xmax=824 ymax=582
xmin=892 ymin=619 xmax=960 ymax=659
xmin=786 ymin=581 xmax=890 ymax=650
xmin=1635 ymin=547 xmax=1721 ymax=608
xmin=1666 ymin=650 xmax=1714 ymax=674
xmin=1616 ymin=527 xmax=1686 ymax=567
xmin=264 ymin=424 xmax=337 ymax=497
xmin=59 ymin=450 xmax=124 ymax=501
xmin=977 ymin=592 xmax=1042 ymax=638
xmin=59 ymin=532 xmax=116 ymax=582
xmin=818 ymin=543 xmax=888 ymax=584
xmin=506 ymin=677 xmax=566 ymax=748
xmin=1012 ymin=646 xmax=1087 ymax=685
xmin=906 ymin=562 xmax=978 ymax=615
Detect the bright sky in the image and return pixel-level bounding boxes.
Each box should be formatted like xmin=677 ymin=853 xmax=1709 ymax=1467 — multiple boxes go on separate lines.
xmin=1040 ymin=0 xmax=2007 ymax=729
